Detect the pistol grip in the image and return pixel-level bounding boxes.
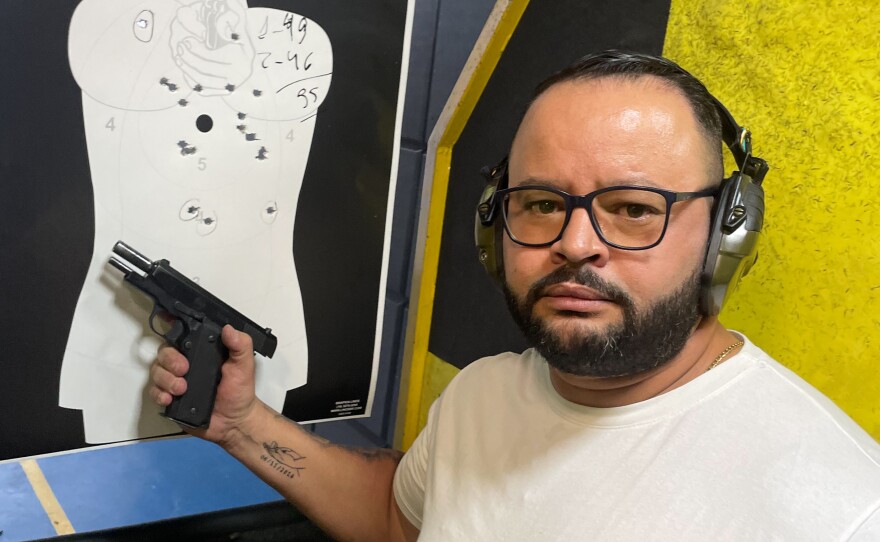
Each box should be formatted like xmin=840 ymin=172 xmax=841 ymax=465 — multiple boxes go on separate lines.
xmin=164 ymin=319 xmax=227 ymax=428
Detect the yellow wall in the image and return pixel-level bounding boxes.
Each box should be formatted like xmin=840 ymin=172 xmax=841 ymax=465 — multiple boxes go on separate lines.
xmin=400 ymin=0 xmax=531 ymax=449
xmin=664 ymin=0 xmax=880 ymax=438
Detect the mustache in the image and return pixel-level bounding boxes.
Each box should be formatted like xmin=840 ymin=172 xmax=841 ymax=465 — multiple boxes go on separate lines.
xmin=526 ymin=265 xmax=632 ymax=308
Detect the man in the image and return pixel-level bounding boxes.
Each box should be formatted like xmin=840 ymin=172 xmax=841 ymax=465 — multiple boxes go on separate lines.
xmin=150 ymin=52 xmax=880 ymax=540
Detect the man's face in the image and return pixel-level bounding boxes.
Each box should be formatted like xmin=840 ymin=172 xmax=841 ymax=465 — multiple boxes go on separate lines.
xmin=502 ymin=76 xmax=716 ymax=377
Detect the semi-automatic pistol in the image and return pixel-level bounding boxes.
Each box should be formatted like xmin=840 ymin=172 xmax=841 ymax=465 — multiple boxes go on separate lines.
xmin=109 ymin=241 xmax=277 ymax=428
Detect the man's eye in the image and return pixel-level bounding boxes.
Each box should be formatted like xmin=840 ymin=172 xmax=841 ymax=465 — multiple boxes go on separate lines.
xmin=528 ymin=200 xmax=561 ymax=214
xmin=611 ymin=201 xmax=663 ymax=219
xmin=625 ymin=204 xmax=652 ymax=218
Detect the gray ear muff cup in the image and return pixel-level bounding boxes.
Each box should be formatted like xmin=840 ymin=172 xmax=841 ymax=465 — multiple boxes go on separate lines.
xmin=701 ymin=173 xmax=765 ymax=315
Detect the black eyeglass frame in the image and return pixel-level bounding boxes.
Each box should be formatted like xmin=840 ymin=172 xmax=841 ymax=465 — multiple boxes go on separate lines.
xmin=494 ymin=184 xmax=719 ymax=250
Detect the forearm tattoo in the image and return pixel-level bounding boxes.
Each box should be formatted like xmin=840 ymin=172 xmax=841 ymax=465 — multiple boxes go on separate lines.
xmin=261 ymin=413 xmax=403 ymax=481
xmin=261 ymin=440 xmax=306 ymax=479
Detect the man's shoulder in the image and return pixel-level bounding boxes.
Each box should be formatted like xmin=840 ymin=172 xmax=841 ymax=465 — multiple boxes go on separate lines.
xmin=728 ymin=335 xmax=880 ymax=466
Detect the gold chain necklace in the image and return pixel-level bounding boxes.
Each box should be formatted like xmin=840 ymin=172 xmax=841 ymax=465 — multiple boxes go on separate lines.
xmin=706 ymin=340 xmax=744 ymax=371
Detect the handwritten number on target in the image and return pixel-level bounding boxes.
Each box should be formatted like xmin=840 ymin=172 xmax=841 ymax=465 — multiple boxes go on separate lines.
xmin=297 ymin=17 xmax=307 ymax=44
xmin=282 ymin=13 xmax=294 ymax=41
xmin=296 ymin=87 xmax=320 ymax=108
xmin=259 ymin=51 xmax=313 ymax=71
xmin=273 ymin=13 xmax=306 ymax=44
xmin=285 ymin=52 xmax=313 ymax=71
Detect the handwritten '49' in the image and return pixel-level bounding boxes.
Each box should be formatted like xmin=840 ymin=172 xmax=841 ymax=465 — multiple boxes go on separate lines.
xmin=257 ymin=13 xmax=307 ymax=43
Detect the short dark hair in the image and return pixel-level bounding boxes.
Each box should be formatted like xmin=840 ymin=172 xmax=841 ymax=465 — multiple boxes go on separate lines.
xmin=531 ymin=50 xmax=724 ymax=182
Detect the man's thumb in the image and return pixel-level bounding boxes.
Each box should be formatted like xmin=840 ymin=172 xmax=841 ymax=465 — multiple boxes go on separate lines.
xmin=221 ymin=325 xmax=254 ymax=365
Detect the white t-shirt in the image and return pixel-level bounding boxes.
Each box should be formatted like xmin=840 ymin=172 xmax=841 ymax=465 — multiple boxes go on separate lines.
xmin=394 ymin=336 xmax=880 ymax=541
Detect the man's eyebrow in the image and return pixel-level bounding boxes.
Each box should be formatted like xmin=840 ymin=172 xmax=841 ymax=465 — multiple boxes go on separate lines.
xmin=509 ymin=176 xmax=666 ymax=190
xmin=508 ymin=177 xmax=563 ymax=189
xmin=598 ymin=178 xmax=664 ymax=189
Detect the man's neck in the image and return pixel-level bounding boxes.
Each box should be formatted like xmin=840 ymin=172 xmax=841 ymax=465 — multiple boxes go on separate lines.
xmin=546 ymin=319 xmax=742 ymax=408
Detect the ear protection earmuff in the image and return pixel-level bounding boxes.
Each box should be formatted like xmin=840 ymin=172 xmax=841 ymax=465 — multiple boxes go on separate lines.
xmin=475 ymin=158 xmax=509 ymax=286
xmin=700 ymin=99 xmax=768 ymax=315
xmin=475 ymin=100 xmax=768 ymax=317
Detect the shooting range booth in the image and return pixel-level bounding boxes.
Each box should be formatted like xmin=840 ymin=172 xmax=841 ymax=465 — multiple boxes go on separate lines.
xmin=3 ymin=0 xmax=880 ymax=539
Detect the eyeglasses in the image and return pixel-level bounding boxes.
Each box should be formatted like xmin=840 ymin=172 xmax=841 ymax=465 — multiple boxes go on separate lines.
xmin=495 ymin=185 xmax=718 ymax=250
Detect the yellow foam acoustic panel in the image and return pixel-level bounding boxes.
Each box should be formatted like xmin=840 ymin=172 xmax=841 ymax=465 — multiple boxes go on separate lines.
xmin=664 ymin=0 xmax=880 ymax=438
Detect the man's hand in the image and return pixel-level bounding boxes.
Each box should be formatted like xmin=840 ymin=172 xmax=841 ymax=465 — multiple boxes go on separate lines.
xmin=149 ymin=325 xmax=260 ymax=446
xmin=150 ymin=324 xmax=417 ymax=541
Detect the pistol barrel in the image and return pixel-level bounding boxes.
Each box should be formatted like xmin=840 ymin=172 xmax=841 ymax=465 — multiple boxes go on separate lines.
xmin=113 ymin=241 xmax=153 ymax=272
xmin=108 ymin=256 xmax=136 ymax=276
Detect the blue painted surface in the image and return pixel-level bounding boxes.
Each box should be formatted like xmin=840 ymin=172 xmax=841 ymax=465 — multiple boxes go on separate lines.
xmin=0 ymin=461 xmax=58 ymax=542
xmin=36 ymin=437 xmax=283 ymax=533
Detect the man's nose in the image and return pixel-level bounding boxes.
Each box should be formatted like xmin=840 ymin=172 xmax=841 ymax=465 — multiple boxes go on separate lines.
xmin=551 ymin=208 xmax=610 ymax=266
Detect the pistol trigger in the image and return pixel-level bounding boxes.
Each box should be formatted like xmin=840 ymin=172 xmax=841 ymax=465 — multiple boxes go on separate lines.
xmin=148 ymin=307 xmax=164 ymax=337
xmin=148 ymin=307 xmax=185 ymax=343
xmin=164 ymin=319 xmax=186 ymax=344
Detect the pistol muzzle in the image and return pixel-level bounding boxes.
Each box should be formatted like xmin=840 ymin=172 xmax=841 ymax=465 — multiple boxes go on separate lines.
xmin=113 ymin=241 xmax=154 ymax=272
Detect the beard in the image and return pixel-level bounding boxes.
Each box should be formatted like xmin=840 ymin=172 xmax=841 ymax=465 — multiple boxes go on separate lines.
xmin=502 ymin=265 xmax=702 ymax=378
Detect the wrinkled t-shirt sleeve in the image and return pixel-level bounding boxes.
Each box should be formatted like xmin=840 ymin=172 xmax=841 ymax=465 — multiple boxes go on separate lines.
xmin=848 ymin=502 xmax=880 ymax=541
xmin=393 ymin=401 xmax=438 ymax=530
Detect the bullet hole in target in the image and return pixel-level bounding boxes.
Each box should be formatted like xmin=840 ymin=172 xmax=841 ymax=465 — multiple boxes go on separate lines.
xmin=196 ymin=114 xmax=213 ymax=133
